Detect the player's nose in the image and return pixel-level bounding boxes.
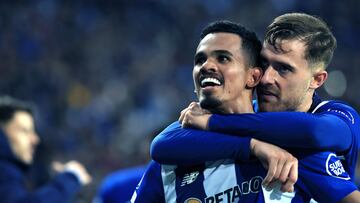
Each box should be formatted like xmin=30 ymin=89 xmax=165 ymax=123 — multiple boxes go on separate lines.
xmin=261 ymin=66 xmax=277 ymax=85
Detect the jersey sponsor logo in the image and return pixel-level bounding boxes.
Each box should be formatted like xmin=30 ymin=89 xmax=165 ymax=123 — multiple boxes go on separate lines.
xmin=185 ymin=198 xmax=202 ymax=203
xmin=326 ymin=153 xmax=350 ymax=180
xmin=204 ymin=176 xmax=263 ymax=203
xmin=181 ymin=171 xmax=200 ymax=186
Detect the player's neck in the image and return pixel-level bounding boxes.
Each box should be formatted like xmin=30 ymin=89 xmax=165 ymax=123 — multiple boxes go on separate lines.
xmin=213 ymin=96 xmax=254 ymax=114
xmin=296 ymin=95 xmax=314 ymax=112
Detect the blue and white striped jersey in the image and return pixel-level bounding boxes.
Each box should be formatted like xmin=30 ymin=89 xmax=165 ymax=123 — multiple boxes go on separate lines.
xmin=134 ymin=96 xmax=360 ymax=202
xmin=132 ymin=150 xmax=356 ymax=202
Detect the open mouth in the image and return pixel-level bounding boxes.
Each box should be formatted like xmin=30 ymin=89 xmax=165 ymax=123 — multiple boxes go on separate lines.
xmin=200 ymin=77 xmax=222 ymax=88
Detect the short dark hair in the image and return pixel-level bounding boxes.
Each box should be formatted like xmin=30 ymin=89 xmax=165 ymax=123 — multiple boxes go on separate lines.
xmin=200 ymin=20 xmax=262 ymax=67
xmin=265 ymin=13 xmax=337 ymax=68
xmin=0 ymin=96 xmax=33 ymax=126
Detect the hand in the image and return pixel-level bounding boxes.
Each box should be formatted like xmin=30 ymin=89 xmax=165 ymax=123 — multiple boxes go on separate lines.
xmin=179 ymin=102 xmax=211 ymax=130
xmin=250 ymin=139 xmax=297 ymax=193
xmin=52 ymin=160 xmax=92 ymax=186
xmin=339 ymin=190 xmax=360 ymax=203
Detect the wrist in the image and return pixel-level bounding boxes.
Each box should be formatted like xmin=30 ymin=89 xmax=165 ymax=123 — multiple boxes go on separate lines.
xmin=205 ymin=114 xmax=212 ymax=130
xmin=250 ymin=138 xmax=258 ymax=156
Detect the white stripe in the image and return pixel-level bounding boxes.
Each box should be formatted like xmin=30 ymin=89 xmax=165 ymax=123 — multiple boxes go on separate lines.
xmin=203 ymin=159 xmax=237 ymax=202
xmin=161 ymin=165 xmax=177 ymax=203
xmin=311 ymin=101 xmax=329 ymax=113
xmin=262 ymin=182 xmax=295 ymax=203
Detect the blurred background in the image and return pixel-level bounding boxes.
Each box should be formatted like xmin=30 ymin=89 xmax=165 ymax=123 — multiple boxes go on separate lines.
xmin=0 ymin=0 xmax=359 ymax=202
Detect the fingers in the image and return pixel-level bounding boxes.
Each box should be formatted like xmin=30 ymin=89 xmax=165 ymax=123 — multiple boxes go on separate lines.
xmin=274 ymin=158 xmax=286 ymax=182
xmin=280 ymin=160 xmax=298 ymax=193
xmin=262 ymin=158 xmax=277 ymax=188
xmin=267 ymin=156 xmax=297 ymax=193
xmin=64 ymin=161 xmax=92 ymax=185
xmin=179 ymin=102 xmax=197 ymax=123
xmin=52 ymin=161 xmax=64 ymax=172
xmin=179 ymin=108 xmax=187 ymax=123
xmin=262 ymin=153 xmax=298 ymax=193
xmin=180 ymin=109 xmax=192 ymax=128
xmin=278 ymin=158 xmax=293 ymax=183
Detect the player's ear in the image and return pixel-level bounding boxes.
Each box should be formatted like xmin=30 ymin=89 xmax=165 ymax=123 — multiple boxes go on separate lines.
xmin=246 ymin=66 xmax=263 ymax=88
xmin=310 ymin=69 xmax=328 ymax=89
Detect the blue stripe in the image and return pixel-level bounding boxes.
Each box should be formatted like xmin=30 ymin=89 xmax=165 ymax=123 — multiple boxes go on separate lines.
xmin=175 ymin=164 xmax=207 ymax=202
xmin=234 ymin=160 xmax=267 ymax=202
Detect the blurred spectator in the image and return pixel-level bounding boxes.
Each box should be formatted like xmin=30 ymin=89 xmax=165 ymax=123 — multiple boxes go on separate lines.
xmin=93 ymin=127 xmax=162 ymax=203
xmin=93 ymin=165 xmax=146 ymax=203
xmin=0 ymin=96 xmax=91 ymax=203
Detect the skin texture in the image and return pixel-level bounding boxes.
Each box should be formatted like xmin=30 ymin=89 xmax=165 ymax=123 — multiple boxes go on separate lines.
xmin=179 ymin=39 xmax=329 ymax=193
xmin=179 ymin=102 xmax=297 ymax=192
xmin=3 ymin=111 xmax=39 ymax=164
xmin=185 ymin=32 xmax=298 ymax=192
xmin=257 ymin=40 xmax=327 ymax=112
xmin=193 ymin=32 xmax=260 ymax=114
xmin=340 ymin=191 xmax=360 ymax=203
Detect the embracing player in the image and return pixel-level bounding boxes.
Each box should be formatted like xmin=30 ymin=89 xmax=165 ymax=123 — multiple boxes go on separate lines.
xmin=133 ymin=14 xmax=360 ymax=203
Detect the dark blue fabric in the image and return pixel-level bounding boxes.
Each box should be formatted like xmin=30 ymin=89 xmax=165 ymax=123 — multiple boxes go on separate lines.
xmin=209 ymin=100 xmax=360 ymax=180
xmin=97 ymin=165 xmax=146 ymax=203
xmin=135 ymin=154 xmax=357 ymax=202
xmin=148 ymin=96 xmax=360 ymax=201
xmin=0 ymin=130 xmax=81 ymax=203
xmin=209 ymin=101 xmax=355 ymax=152
xmin=151 ymin=121 xmax=251 ymax=165
xmin=132 ymin=161 xmax=165 ymax=203
xmin=174 ymin=164 xmax=207 ymax=202
xmin=151 ymin=98 xmax=360 ymax=168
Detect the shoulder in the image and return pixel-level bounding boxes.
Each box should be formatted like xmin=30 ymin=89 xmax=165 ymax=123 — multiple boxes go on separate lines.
xmin=298 ymin=151 xmax=357 ymax=202
xmin=299 ymin=151 xmax=350 ymax=180
xmin=146 ymin=160 xmax=163 ymax=172
xmin=153 ymin=121 xmax=183 ymax=139
xmin=163 ymin=121 xmax=182 ymax=131
xmin=314 ymin=100 xmax=360 ymax=124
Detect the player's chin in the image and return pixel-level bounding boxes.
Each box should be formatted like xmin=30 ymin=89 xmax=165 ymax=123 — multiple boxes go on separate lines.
xmin=199 ymin=97 xmax=221 ymax=110
xmin=258 ymin=101 xmax=279 ymax=112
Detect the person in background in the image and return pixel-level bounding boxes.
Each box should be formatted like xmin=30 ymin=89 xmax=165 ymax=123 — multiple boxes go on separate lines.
xmin=94 ymin=165 xmax=146 ymax=203
xmin=94 ymin=128 xmax=162 ymax=203
xmin=0 ymin=95 xmax=92 ymax=203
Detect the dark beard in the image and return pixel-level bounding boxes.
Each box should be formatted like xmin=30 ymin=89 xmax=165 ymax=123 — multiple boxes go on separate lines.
xmin=199 ymin=97 xmax=222 ymax=113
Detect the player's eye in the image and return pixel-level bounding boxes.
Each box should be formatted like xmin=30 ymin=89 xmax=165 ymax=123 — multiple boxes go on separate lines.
xmin=274 ymin=64 xmax=293 ymax=75
xmin=217 ymin=55 xmax=230 ymax=64
xmin=194 ymin=55 xmax=207 ymax=66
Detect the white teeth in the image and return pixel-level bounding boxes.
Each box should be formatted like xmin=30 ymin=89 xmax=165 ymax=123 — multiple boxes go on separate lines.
xmin=201 ymin=77 xmax=221 ymax=86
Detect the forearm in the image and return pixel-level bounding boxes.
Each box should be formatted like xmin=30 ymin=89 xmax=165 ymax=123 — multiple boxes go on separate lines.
xmin=151 ymin=122 xmax=251 ymax=165
xmin=1 ymin=172 xmax=81 ymax=203
xmin=209 ymin=112 xmax=352 ymax=151
xmin=35 ymin=172 xmax=81 ymax=203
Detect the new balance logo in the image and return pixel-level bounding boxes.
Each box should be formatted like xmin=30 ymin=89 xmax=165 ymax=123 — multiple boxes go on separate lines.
xmin=181 ymin=171 xmax=199 ymax=186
